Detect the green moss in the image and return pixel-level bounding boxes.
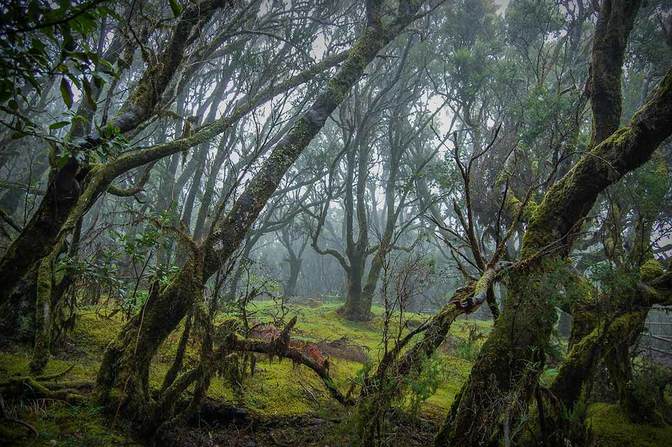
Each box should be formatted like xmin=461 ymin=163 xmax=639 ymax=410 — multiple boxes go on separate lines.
xmin=423 ymin=356 xmax=472 ymax=415
xmin=2 ymin=301 xmax=469 ymax=442
xmin=640 ymin=259 xmax=664 ymax=282
xmin=588 ymin=403 xmax=672 ymax=447
xmin=0 ymin=353 xmax=97 ymax=384
xmin=0 ymin=399 xmax=139 ymax=447
xmin=0 ymin=348 xmax=137 ymax=446
xmin=8 ymin=301 xmax=672 ymax=446
xmin=72 ymin=310 xmax=124 ymax=354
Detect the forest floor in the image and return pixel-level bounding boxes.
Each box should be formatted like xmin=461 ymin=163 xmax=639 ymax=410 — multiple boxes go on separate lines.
xmin=1 ymin=300 xmax=671 ymax=446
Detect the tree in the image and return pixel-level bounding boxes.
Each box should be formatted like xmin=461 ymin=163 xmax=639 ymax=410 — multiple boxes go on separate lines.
xmin=93 ymin=0 xmax=428 ymax=431
xmin=438 ymin=9 xmax=672 ymax=447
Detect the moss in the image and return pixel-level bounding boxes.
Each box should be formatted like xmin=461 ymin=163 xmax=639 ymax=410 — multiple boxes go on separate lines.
xmin=0 ymin=399 xmax=139 ymax=447
xmin=0 ymin=352 xmax=97 ymax=384
xmin=423 ymin=356 xmax=472 ymax=414
xmin=504 ymin=191 xmax=538 ymax=222
xmin=72 ymin=310 xmax=124 ymax=354
xmin=0 ymin=302 xmax=492 ymax=443
xmin=640 ymin=259 xmax=664 ymax=282
xmin=0 ymin=350 xmax=137 ymax=446
xmin=588 ymin=403 xmax=672 ymax=447
xmin=8 ymin=301 xmax=671 ymax=446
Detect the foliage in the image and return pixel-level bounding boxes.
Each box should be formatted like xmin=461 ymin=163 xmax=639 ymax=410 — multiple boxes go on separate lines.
xmin=453 ymin=322 xmax=485 ymax=361
xmin=402 ymin=353 xmax=447 ymax=415
xmin=0 ymin=0 xmax=117 ymax=139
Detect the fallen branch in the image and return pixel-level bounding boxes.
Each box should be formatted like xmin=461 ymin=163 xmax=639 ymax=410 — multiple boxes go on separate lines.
xmin=223 ymin=317 xmax=354 ymax=406
xmin=34 ymin=364 xmax=75 ymax=381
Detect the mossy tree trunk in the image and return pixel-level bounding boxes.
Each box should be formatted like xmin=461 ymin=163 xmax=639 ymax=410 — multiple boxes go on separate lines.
xmin=550 ymin=264 xmax=671 ymax=416
xmin=96 ymin=256 xmax=204 ymax=429
xmin=436 ymin=67 xmax=672 ymax=445
xmin=551 ymin=306 xmax=645 ymax=411
xmin=589 ymin=0 xmax=641 ymax=146
xmin=0 ymin=0 xmax=227 ymax=311
xmin=95 ymin=2 xmax=427 ymax=429
xmin=356 ymin=277 xmax=493 ymax=446
xmin=549 ymin=0 xmax=661 ymax=422
xmin=17 ymin=23 xmax=351 ymax=373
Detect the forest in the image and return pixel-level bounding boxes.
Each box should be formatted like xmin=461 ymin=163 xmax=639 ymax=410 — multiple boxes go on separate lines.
xmin=1 ymin=0 xmax=672 ymax=446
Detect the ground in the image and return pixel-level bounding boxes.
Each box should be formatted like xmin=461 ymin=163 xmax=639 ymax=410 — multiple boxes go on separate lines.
xmin=1 ymin=300 xmax=670 ymax=446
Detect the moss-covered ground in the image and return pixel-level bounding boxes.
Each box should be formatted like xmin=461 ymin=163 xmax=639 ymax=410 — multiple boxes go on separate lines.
xmin=1 ymin=300 xmax=670 ymax=446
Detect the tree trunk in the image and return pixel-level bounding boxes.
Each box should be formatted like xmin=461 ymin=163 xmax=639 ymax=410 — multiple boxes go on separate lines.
xmin=284 ymin=256 xmax=302 ymax=297
xmin=341 ymin=252 xmax=369 ymax=321
xmin=96 ymin=257 xmax=203 ymax=428
xmin=0 ymin=164 xmax=83 ymax=305
xmin=436 ymin=68 xmax=672 ymax=445
xmin=95 ymin=10 xmax=426 ymax=428
xmin=0 ymin=0 xmax=224 ymax=307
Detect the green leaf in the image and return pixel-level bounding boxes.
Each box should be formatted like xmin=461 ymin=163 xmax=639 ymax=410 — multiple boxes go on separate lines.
xmin=168 ymin=0 xmax=183 ymax=18
xmin=60 ymin=78 xmax=73 ymax=109
xmin=66 ymin=73 xmax=81 ymax=89
xmin=99 ymin=59 xmax=116 ymax=76
xmin=49 ymin=121 xmax=70 ymax=130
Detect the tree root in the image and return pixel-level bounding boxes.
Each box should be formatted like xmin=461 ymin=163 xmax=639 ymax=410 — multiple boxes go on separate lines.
xmin=0 ymin=376 xmax=91 ymax=403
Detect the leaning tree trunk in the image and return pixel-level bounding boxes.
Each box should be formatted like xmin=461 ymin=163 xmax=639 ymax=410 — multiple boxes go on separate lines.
xmin=0 ymin=0 xmax=225 ymax=306
xmin=13 ymin=3 xmax=351 ymax=377
xmin=356 ymin=281 xmax=480 ymax=446
xmin=96 ymin=256 xmax=204 ymax=430
xmin=549 ymin=265 xmax=670 ymax=416
xmin=435 ymin=68 xmax=672 ymax=446
xmin=95 ymin=6 xmax=426 ymax=429
xmin=554 ymin=0 xmax=656 ymax=423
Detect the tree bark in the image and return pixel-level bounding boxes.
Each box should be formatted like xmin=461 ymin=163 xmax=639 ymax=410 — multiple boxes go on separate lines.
xmin=0 ymin=0 xmax=228 ymax=305
xmin=436 ymin=67 xmax=672 ymax=446
xmin=95 ymin=5 xmax=426 ymax=427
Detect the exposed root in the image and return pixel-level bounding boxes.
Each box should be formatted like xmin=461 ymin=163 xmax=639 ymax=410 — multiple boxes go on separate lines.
xmin=0 ymin=376 xmax=89 ymax=403
xmin=34 ymin=364 xmax=75 ymax=381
